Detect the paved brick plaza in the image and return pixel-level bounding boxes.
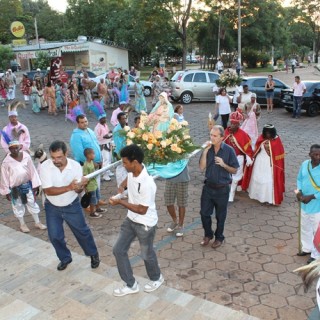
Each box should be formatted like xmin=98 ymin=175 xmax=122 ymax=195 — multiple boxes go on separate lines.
xmin=0 ymin=66 xmax=319 ymax=319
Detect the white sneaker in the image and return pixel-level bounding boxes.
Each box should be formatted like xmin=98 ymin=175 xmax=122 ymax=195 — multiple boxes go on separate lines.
xmin=103 ymin=176 xmax=111 ymax=181
xmin=113 ymin=281 xmax=139 ymax=297
xmin=109 ymin=172 xmax=115 ymax=177
xmin=20 ymin=224 xmax=30 ymax=233
xmin=144 ymin=274 xmax=164 ymax=293
xmin=35 ymin=223 xmax=47 ymax=230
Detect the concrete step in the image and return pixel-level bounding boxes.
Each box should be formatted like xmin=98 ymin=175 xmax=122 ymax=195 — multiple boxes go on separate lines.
xmin=0 ymin=224 xmax=259 ymax=320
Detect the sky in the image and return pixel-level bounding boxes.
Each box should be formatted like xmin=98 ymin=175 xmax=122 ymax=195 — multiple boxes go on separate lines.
xmin=48 ymin=0 xmax=67 ymax=13
xmin=48 ymin=0 xmax=293 ymax=13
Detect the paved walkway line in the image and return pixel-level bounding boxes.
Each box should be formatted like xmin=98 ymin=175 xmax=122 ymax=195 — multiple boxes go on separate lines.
xmin=0 ymin=224 xmax=259 ymax=320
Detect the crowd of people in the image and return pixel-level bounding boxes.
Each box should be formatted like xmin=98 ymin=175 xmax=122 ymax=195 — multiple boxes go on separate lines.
xmin=0 ymin=65 xmax=319 ymax=307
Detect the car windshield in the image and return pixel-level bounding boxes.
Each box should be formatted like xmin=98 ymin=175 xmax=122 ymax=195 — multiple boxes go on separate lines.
xmin=171 ymin=72 xmax=184 ymax=81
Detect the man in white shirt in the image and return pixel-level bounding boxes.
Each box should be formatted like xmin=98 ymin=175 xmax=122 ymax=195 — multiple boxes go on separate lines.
xmin=40 ymin=140 xmax=100 ymax=271
xmin=216 ymin=58 xmax=224 ymax=74
xmin=109 ymin=144 xmax=164 ymax=297
xmin=291 ymin=58 xmax=297 ymax=73
xmin=293 ymin=76 xmax=306 ymax=119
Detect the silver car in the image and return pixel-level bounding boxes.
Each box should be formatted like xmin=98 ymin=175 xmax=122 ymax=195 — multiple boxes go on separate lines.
xmin=170 ymin=70 xmax=220 ymax=104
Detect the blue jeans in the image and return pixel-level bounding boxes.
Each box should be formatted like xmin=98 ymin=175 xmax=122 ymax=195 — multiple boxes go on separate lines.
xmin=200 ymin=185 xmax=230 ymax=241
xmin=88 ymin=188 xmax=100 ymax=205
xmin=293 ymin=96 xmax=303 ymax=117
xmin=113 ymin=217 xmax=161 ymax=287
xmin=45 ymin=198 xmax=98 ymax=263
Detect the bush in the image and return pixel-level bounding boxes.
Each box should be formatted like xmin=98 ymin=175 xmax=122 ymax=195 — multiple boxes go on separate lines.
xmin=258 ymin=53 xmax=271 ymax=68
xmin=34 ymin=51 xmax=51 ymax=70
xmin=242 ymin=49 xmax=259 ymax=68
xmin=0 ymin=46 xmax=15 ymax=70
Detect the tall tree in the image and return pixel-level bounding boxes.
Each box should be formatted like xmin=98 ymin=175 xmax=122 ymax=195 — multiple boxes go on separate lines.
xmin=163 ymin=0 xmax=193 ymax=70
xmin=0 ymin=0 xmax=23 ymax=44
xmin=294 ymin=0 xmax=320 ymax=62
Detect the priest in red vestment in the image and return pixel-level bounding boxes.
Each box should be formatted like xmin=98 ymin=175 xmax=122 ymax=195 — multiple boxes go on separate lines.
xmin=224 ymin=111 xmax=254 ymax=202
xmin=242 ymin=124 xmax=285 ymax=205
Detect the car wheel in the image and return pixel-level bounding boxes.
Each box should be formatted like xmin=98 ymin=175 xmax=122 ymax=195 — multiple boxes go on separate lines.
xmin=180 ymin=92 xmax=193 ymax=104
xmin=285 ymin=107 xmax=292 ymax=113
xmin=143 ymin=87 xmax=151 ymax=97
xmin=307 ymin=103 xmax=319 ymax=117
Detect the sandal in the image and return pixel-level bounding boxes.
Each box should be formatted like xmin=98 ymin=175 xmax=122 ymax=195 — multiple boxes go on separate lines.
xmin=89 ymin=212 xmax=102 ymax=219
xmin=200 ymin=237 xmax=212 ymax=246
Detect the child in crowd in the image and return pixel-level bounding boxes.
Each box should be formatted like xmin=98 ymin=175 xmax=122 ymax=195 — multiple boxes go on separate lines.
xmin=83 ymin=148 xmax=106 ymax=218
xmin=134 ymin=115 xmax=141 ymax=128
xmin=174 ymin=105 xmax=184 ymax=122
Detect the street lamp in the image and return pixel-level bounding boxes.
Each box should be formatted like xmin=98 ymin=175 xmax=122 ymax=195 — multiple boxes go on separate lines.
xmin=237 ymin=0 xmax=241 ymax=65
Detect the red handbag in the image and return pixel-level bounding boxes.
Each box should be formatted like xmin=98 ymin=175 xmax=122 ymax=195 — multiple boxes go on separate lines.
xmin=313 ymin=222 xmax=320 ymax=253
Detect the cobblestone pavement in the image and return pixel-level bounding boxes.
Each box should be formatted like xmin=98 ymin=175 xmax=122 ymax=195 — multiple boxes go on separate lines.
xmin=0 ymin=66 xmax=319 ymax=319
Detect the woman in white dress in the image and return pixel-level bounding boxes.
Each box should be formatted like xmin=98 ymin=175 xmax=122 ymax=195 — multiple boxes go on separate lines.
xmin=243 ymin=124 xmax=285 ymax=205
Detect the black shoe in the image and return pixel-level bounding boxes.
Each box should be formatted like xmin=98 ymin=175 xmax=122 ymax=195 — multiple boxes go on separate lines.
xmin=57 ymin=259 xmax=72 ymax=271
xmin=307 ymin=257 xmax=316 ymax=264
xmin=91 ymin=253 xmax=100 ymax=269
xmin=297 ymin=251 xmax=311 ymax=256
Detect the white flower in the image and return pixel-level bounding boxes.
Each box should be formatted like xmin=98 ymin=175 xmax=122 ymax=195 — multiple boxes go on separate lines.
xmin=127 ymin=131 xmax=135 ymax=139
xmin=124 ymin=126 xmax=130 ymax=132
xmin=160 ymin=141 xmax=167 ymax=148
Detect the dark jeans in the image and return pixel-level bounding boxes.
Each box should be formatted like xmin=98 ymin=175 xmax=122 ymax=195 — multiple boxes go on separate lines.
xmin=45 ymin=198 xmax=98 ymax=263
xmin=200 ymin=185 xmax=230 ymax=241
xmin=221 ymin=114 xmax=230 ymax=129
xmin=113 ymin=217 xmax=161 ymax=287
xmin=293 ymin=96 xmax=303 ymax=117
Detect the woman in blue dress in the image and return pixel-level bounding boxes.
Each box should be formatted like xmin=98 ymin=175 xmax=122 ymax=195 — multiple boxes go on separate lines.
xmin=134 ymin=78 xmax=147 ymax=113
xmin=148 ymin=92 xmax=174 ymax=133
xmin=55 ymin=81 xmax=63 ymax=110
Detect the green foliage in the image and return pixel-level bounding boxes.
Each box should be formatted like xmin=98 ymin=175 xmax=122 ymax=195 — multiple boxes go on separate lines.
xmin=33 ymin=51 xmax=50 ymax=70
xmin=259 ymin=53 xmax=271 ymax=68
xmin=242 ymin=49 xmax=260 ymax=68
xmin=0 ymin=0 xmax=23 ymax=44
xmin=0 ymin=45 xmax=15 ymax=70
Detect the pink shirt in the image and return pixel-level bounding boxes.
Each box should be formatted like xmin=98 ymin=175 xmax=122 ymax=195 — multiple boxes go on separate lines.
xmin=111 ymin=107 xmax=122 ymax=127
xmin=1 ymin=122 xmax=31 ymax=153
xmin=94 ymin=122 xmax=111 ymax=145
xmin=293 ymin=81 xmax=306 ymax=97
xmin=0 ymin=151 xmax=41 ymax=195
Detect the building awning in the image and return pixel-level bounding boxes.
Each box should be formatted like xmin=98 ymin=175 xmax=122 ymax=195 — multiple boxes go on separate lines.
xmin=61 ymin=43 xmax=90 ymax=53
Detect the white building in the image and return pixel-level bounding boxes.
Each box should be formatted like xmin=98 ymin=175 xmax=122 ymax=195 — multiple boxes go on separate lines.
xmin=13 ymin=40 xmax=129 ymax=74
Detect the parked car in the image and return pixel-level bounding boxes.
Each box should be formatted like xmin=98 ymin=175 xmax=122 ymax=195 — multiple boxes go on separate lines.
xmin=240 ymin=77 xmax=290 ymax=107
xmin=186 ymin=56 xmax=199 ymax=64
xmin=170 ymin=70 xmax=220 ymax=104
xmin=281 ymin=81 xmax=320 ymax=117
xmin=90 ymin=73 xmax=152 ymax=97
xmin=10 ymin=61 xmax=21 ymax=72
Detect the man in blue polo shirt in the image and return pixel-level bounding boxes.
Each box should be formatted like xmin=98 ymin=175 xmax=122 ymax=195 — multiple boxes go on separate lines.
xmin=199 ymin=125 xmax=239 ymax=249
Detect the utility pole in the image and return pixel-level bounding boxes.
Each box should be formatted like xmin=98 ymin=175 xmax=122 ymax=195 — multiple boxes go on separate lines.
xmin=237 ymin=0 xmax=241 ymax=65
xmin=217 ymin=8 xmax=222 ymax=59
xmin=34 ymin=18 xmax=40 ymax=50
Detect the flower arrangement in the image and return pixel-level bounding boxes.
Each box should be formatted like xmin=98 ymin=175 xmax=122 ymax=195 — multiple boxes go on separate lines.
xmin=121 ymin=112 xmax=199 ymax=165
xmin=216 ymin=69 xmax=242 ymax=88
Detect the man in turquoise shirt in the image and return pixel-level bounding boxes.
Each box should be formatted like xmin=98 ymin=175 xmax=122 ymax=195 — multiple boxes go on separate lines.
xmin=296 ymin=144 xmax=320 ymax=264
xmin=70 ymin=114 xmax=102 ymax=165
xmin=113 ymin=112 xmax=127 ymax=159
